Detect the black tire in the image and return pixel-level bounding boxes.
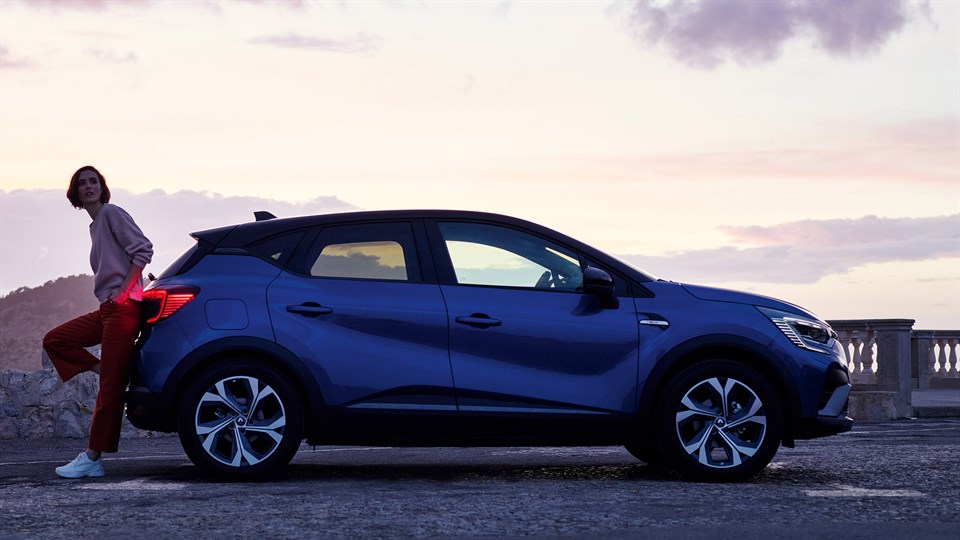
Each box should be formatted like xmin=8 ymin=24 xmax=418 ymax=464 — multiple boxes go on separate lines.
xmin=656 ymin=359 xmax=782 ymax=482
xmin=177 ymin=358 xmax=304 ymax=480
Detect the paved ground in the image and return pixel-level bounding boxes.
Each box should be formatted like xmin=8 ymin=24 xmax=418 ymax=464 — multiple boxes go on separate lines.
xmin=912 ymin=389 xmax=960 ymax=407
xmin=0 ymin=419 xmax=958 ymax=539
xmin=912 ymin=389 xmax=960 ymax=418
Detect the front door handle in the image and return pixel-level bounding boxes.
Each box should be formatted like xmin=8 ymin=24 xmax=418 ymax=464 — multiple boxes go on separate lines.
xmin=639 ymin=314 xmax=669 ymax=330
xmin=455 ymin=314 xmax=502 ymax=328
xmin=286 ymin=303 xmax=333 ymax=318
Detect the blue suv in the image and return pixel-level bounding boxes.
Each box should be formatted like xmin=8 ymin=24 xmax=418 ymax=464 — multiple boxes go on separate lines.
xmin=127 ymin=210 xmax=852 ymax=481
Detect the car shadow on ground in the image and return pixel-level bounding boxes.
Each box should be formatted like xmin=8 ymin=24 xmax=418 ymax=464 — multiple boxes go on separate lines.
xmin=154 ymin=461 xmax=844 ymax=486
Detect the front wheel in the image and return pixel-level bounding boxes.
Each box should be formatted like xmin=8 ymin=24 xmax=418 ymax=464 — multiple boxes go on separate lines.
xmin=177 ymin=359 xmax=304 ymax=480
xmin=656 ymin=360 xmax=783 ymax=482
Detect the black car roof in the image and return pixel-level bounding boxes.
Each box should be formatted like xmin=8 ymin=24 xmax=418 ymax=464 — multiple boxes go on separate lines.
xmin=192 ymin=209 xmax=655 ymax=282
xmin=197 ymin=210 xmax=558 ymax=244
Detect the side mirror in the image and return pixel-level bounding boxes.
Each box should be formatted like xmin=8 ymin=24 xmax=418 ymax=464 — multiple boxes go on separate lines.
xmin=583 ymin=266 xmax=619 ymax=309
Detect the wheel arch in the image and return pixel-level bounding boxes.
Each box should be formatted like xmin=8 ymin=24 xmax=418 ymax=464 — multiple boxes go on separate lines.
xmin=156 ymin=337 xmax=325 ymax=439
xmin=638 ymin=334 xmax=802 ymax=446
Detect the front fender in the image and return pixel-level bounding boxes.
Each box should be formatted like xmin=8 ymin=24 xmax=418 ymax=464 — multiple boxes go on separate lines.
xmin=637 ymin=333 xmax=803 ymax=444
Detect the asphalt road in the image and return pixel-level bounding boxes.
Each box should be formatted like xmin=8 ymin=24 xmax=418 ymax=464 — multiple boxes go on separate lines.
xmin=0 ymin=419 xmax=958 ymax=539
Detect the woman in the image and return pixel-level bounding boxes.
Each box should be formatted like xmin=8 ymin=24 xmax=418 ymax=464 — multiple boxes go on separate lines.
xmin=43 ymin=165 xmax=153 ymax=478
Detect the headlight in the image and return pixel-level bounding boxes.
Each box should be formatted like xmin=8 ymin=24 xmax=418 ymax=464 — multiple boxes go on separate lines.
xmin=758 ymin=307 xmax=836 ymax=354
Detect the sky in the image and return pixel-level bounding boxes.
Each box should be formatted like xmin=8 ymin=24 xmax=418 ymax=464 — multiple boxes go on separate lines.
xmin=0 ymin=0 xmax=958 ymax=329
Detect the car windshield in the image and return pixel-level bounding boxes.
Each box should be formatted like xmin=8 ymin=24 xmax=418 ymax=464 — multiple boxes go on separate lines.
xmin=604 ymin=252 xmax=658 ymax=282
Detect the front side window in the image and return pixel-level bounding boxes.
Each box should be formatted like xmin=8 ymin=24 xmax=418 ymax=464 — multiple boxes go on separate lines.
xmin=305 ymin=223 xmax=419 ymax=281
xmin=439 ymin=222 xmax=583 ymax=290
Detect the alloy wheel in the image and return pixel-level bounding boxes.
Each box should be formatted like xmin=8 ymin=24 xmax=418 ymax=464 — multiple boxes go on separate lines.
xmin=674 ymin=376 xmax=767 ymax=469
xmin=193 ymin=376 xmax=287 ymax=467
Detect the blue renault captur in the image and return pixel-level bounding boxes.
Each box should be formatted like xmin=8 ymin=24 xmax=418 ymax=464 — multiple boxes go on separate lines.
xmin=126 ymin=210 xmax=852 ymax=481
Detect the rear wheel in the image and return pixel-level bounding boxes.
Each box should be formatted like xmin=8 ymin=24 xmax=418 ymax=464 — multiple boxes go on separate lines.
xmin=177 ymin=359 xmax=303 ymax=480
xmin=656 ymin=359 xmax=782 ymax=482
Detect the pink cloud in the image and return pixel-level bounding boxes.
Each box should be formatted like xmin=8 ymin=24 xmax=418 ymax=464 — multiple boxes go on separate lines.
xmin=574 ymin=117 xmax=958 ymax=186
xmin=248 ymin=33 xmax=379 ymax=54
xmin=15 ymin=0 xmax=305 ymax=11
xmin=622 ymin=214 xmax=959 ymax=283
xmin=722 ymin=214 xmax=958 ymax=248
xmin=0 ymin=46 xmax=35 ymax=70
xmin=627 ymin=0 xmax=928 ymax=68
xmin=14 ymin=0 xmax=155 ymax=11
xmin=234 ymin=0 xmax=307 ymax=8
xmin=88 ymin=49 xmax=137 ymax=64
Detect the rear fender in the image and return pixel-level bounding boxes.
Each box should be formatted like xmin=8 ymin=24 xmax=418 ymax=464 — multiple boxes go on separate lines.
xmin=157 ymin=337 xmax=325 ymax=438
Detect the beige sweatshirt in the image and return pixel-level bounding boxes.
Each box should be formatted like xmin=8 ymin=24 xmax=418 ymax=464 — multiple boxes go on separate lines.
xmin=89 ymin=204 xmax=154 ymax=303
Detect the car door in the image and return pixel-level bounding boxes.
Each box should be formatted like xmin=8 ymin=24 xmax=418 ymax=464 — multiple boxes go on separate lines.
xmin=266 ymin=221 xmax=455 ymax=432
xmin=431 ymin=221 xmax=640 ymax=439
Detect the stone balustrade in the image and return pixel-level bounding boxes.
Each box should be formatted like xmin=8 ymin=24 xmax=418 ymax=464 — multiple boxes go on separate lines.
xmin=828 ymin=319 xmax=960 ymax=419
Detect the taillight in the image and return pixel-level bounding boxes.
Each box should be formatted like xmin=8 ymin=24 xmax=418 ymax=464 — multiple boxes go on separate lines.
xmin=142 ymin=286 xmax=199 ymax=324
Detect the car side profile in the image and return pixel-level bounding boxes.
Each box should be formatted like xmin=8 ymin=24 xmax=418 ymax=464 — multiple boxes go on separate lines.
xmin=127 ymin=210 xmax=853 ymax=481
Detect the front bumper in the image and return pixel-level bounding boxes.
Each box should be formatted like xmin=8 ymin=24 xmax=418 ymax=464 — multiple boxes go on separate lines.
xmin=793 ymin=413 xmax=854 ymax=440
xmin=793 ymin=383 xmax=854 ymax=439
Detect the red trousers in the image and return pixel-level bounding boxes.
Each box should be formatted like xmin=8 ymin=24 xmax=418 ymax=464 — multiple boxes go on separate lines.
xmin=43 ymin=301 xmax=142 ymax=453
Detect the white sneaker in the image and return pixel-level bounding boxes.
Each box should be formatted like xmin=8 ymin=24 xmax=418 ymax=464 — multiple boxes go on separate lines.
xmin=55 ymin=452 xmax=105 ymax=478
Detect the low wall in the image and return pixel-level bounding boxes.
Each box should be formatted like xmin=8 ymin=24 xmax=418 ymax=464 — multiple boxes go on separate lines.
xmin=0 ymin=355 xmax=170 ymax=441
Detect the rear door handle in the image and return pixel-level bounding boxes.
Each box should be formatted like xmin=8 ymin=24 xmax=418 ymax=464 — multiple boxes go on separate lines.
xmin=455 ymin=314 xmax=502 ymax=328
xmin=286 ymin=303 xmax=333 ymax=317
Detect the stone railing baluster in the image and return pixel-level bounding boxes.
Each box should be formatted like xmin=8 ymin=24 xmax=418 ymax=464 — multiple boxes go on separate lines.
xmin=935 ymin=337 xmax=946 ymax=375
xmin=862 ymin=330 xmax=876 ymax=379
xmin=849 ymin=331 xmax=861 ymax=374
xmin=948 ymin=337 xmax=959 ymax=378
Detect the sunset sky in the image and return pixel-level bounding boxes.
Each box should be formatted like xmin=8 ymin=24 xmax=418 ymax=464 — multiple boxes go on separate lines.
xmin=1 ymin=0 xmax=958 ymax=329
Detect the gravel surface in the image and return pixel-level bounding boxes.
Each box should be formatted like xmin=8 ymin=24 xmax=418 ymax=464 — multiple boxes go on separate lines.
xmin=0 ymin=419 xmax=957 ymax=539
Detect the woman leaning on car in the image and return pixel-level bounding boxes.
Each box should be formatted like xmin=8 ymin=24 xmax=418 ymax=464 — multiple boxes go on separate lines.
xmin=43 ymin=165 xmax=153 ymax=479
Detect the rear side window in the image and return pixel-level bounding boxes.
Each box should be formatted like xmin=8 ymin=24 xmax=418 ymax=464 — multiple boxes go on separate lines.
xmin=314 ymin=241 xmax=407 ymax=280
xmin=155 ymin=244 xmax=200 ymax=281
xmin=304 ymin=223 xmax=421 ymax=282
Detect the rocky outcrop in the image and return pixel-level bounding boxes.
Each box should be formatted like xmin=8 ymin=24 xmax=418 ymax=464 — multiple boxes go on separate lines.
xmin=0 ymin=351 xmax=170 ymax=440
xmin=0 ymin=275 xmax=99 ymax=372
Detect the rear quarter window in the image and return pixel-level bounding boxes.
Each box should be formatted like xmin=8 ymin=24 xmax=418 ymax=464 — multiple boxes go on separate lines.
xmin=247 ymin=231 xmax=306 ymax=267
xmin=155 ymin=244 xmax=200 ymax=281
